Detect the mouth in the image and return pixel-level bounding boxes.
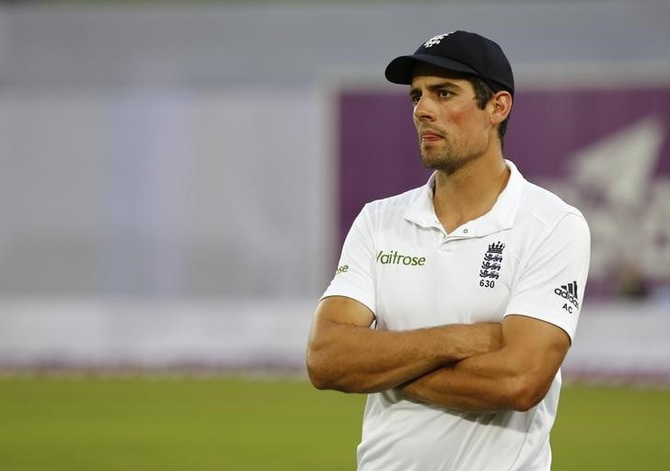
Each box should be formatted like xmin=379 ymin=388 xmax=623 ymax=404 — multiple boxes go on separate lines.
xmin=420 ymin=130 xmax=443 ymax=143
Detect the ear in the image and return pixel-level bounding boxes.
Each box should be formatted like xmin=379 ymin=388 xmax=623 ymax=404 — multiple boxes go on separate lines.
xmin=490 ymin=91 xmax=513 ymax=126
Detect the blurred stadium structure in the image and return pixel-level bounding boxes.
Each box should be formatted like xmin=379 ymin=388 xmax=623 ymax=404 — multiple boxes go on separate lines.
xmin=0 ymin=0 xmax=668 ymax=381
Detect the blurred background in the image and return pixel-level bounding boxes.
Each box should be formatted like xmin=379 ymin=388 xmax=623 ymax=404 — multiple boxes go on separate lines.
xmin=0 ymin=0 xmax=668 ymax=381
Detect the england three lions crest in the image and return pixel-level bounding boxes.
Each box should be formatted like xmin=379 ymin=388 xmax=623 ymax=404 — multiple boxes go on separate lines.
xmin=479 ymin=241 xmax=505 ymax=288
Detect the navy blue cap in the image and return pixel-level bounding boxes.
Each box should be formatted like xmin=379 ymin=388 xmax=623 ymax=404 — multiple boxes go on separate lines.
xmin=385 ymin=30 xmax=514 ymax=95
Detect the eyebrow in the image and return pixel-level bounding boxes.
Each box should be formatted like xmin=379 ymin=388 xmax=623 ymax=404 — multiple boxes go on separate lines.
xmin=408 ymin=80 xmax=463 ymax=98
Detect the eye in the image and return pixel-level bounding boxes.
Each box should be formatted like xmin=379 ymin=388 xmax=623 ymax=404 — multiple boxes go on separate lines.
xmin=438 ymin=89 xmax=453 ymax=99
xmin=410 ymin=93 xmax=421 ymax=104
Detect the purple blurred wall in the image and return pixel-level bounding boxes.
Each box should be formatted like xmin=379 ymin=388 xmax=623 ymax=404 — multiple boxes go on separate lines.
xmin=337 ymin=85 xmax=670 ymax=300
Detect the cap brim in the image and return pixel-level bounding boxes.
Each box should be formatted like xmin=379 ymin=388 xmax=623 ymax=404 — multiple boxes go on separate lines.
xmin=384 ymin=54 xmax=479 ymax=84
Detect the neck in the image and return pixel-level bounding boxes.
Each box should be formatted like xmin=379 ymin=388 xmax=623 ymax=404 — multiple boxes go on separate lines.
xmin=432 ymin=156 xmax=510 ymax=233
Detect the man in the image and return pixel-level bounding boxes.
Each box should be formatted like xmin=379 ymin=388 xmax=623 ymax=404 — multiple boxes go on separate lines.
xmin=306 ymin=30 xmax=590 ymax=471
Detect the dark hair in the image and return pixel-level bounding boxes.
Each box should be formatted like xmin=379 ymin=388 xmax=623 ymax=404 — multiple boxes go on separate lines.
xmin=470 ymin=76 xmax=510 ymax=145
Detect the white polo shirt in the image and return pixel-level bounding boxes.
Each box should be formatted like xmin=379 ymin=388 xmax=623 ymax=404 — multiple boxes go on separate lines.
xmin=322 ymin=160 xmax=591 ymax=471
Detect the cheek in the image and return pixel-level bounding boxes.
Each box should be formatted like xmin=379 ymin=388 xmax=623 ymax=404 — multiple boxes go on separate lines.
xmin=448 ymin=104 xmax=478 ymax=125
xmin=448 ymin=107 xmax=488 ymax=136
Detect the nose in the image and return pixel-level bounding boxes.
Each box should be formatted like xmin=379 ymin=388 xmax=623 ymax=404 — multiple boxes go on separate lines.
xmin=413 ymin=96 xmax=437 ymax=122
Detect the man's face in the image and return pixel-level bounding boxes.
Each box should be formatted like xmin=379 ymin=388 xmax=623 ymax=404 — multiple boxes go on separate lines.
xmin=409 ymin=64 xmax=494 ymax=174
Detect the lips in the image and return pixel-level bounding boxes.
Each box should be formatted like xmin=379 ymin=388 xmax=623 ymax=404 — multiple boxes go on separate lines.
xmin=420 ymin=130 xmax=443 ymax=142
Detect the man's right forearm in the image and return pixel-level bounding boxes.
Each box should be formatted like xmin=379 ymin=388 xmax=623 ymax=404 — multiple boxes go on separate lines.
xmin=306 ymin=317 xmax=501 ymax=394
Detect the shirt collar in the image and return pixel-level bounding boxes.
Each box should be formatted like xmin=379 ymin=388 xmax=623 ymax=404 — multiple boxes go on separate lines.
xmin=404 ymin=159 xmax=525 ymax=236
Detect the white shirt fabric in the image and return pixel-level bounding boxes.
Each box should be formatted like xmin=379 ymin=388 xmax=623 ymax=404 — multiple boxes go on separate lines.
xmin=321 ymin=160 xmax=591 ymax=471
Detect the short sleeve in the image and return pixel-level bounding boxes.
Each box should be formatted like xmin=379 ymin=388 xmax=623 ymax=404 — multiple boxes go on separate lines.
xmin=505 ymin=212 xmax=591 ymax=342
xmin=321 ymin=204 xmax=377 ymax=315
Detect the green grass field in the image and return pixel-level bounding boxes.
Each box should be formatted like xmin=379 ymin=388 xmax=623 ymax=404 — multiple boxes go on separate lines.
xmin=0 ymin=375 xmax=668 ymax=470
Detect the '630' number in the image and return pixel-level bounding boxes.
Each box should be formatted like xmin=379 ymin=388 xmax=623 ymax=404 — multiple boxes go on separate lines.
xmin=479 ymin=279 xmax=495 ymax=288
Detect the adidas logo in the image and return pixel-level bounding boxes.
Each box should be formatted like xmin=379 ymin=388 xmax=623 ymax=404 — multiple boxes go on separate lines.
xmin=555 ymin=281 xmax=580 ymax=311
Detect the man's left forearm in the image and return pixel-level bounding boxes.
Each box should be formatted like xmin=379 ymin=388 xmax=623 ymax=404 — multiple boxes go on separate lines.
xmin=399 ymin=315 xmax=571 ymax=413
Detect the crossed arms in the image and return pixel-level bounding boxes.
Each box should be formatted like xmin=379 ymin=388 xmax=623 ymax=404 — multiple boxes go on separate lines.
xmin=306 ymin=295 xmax=571 ymax=413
